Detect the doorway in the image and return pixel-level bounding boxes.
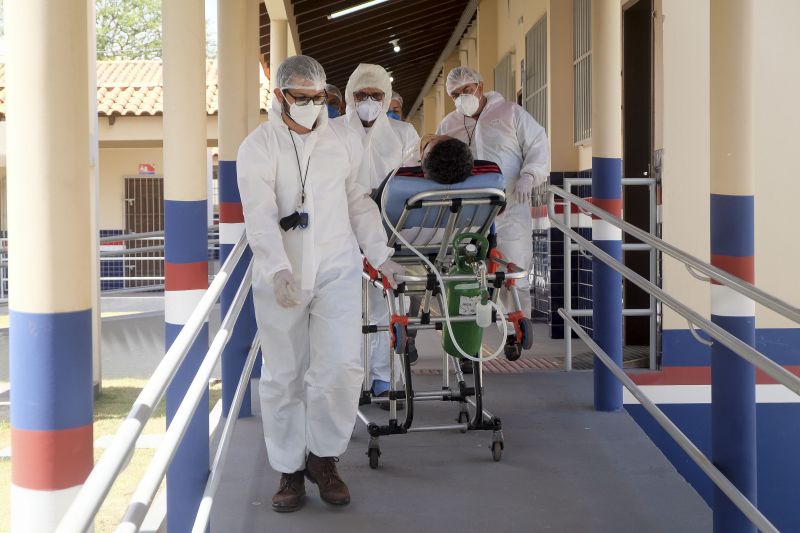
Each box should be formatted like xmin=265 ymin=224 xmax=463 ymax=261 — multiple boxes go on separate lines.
xmin=622 ymin=0 xmax=653 ymax=346
xmin=123 ymin=176 xmax=164 ymax=289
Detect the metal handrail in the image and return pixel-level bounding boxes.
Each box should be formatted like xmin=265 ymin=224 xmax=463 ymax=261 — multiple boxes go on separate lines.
xmin=55 ymin=233 xmax=248 ymax=533
xmin=546 ymin=211 xmax=800 ymax=396
xmin=549 ymin=185 xmax=800 ymax=325
xmin=193 ymin=333 xmax=261 ymax=532
xmin=116 ymin=259 xmax=254 ymax=533
xmin=559 ymin=310 xmax=778 ymax=533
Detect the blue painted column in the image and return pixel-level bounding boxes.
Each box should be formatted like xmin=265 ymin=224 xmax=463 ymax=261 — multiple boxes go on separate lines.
xmin=6 ymin=0 xmax=94 ymax=529
xmin=710 ymin=1 xmax=757 ymax=531
xmin=591 ymin=0 xmax=623 ymax=411
xmin=163 ymin=0 xmax=209 ymax=530
xmin=217 ymin=0 xmax=258 ymax=418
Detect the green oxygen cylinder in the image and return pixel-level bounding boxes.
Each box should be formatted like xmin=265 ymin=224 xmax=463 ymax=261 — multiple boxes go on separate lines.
xmin=442 ymin=232 xmax=490 ymax=358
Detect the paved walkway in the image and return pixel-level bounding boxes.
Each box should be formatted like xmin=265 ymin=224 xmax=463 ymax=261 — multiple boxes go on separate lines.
xmin=211 ymin=371 xmax=711 ymax=533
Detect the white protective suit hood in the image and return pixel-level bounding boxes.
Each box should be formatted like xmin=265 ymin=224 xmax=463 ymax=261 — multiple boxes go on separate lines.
xmin=340 ymin=63 xmax=420 ymax=189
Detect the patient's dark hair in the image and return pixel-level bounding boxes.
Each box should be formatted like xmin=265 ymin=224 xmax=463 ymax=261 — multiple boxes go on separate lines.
xmin=422 ymin=138 xmax=473 ymax=184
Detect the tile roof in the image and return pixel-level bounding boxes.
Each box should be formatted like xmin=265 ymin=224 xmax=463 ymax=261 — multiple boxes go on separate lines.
xmin=0 ymin=59 xmax=270 ymax=118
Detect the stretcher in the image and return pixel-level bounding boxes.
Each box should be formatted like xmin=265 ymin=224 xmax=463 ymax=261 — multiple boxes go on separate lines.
xmin=359 ymin=169 xmax=534 ymax=467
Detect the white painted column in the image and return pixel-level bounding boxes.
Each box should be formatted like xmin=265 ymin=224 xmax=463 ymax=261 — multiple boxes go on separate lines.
xmin=6 ymin=0 xmax=93 ymax=530
xmin=270 ymin=18 xmax=289 ymax=83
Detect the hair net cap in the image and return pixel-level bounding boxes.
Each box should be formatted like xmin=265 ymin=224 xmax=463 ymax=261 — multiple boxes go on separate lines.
xmin=345 ymin=63 xmax=393 ymax=112
xmin=390 ymin=91 xmax=403 ymax=105
xmin=276 ymin=55 xmax=326 ymax=91
xmin=445 ymin=66 xmax=483 ymax=95
xmin=325 ymin=84 xmax=343 ymax=101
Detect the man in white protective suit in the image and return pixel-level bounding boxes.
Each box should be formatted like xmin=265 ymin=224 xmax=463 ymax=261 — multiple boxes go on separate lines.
xmin=334 ymin=63 xmax=420 ymax=408
xmin=237 ymin=55 xmax=405 ymax=513
xmin=436 ymin=66 xmax=550 ymax=361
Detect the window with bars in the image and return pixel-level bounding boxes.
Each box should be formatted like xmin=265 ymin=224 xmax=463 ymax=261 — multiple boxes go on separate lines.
xmin=525 ymin=14 xmax=548 ymax=133
xmin=573 ymin=0 xmax=592 ymax=144
xmin=493 ymin=52 xmax=515 ymax=103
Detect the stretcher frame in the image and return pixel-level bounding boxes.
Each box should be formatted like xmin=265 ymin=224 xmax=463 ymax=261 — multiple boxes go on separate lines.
xmin=358 ymin=186 xmax=530 ymax=466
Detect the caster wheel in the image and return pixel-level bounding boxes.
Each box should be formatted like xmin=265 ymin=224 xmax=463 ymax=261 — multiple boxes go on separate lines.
xmin=491 ymin=441 xmax=503 ymax=462
xmin=368 ymin=447 xmax=381 ymax=469
xmin=504 ymin=343 xmax=522 ymax=361
xmin=392 ymin=323 xmax=407 ymax=355
xmin=519 ymin=317 xmax=534 ymax=350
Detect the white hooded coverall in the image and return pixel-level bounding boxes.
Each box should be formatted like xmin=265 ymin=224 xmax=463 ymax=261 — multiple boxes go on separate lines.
xmin=237 ymin=101 xmax=392 ymax=474
xmin=336 ymin=64 xmax=420 ymax=390
xmin=436 ymin=91 xmax=550 ymax=317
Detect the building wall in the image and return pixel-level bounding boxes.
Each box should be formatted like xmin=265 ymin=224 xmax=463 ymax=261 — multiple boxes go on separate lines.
xmin=98 ymin=147 xmax=165 ymax=231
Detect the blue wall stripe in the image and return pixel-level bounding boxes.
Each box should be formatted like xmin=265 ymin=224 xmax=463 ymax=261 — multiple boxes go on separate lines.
xmin=10 ymin=309 xmax=93 ymax=430
xmin=660 ymin=325 xmax=800 ymax=367
xmin=626 ymin=403 xmax=800 ymax=532
xmin=218 ymin=161 xmax=241 ymax=204
xmin=590 ymin=157 xmax=623 ymax=199
xmin=165 ymin=200 xmax=209 ymax=264
xmin=710 ymin=194 xmax=755 ymax=257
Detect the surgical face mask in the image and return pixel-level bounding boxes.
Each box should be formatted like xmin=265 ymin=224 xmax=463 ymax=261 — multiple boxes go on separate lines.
xmin=387 ymin=111 xmax=401 ymax=121
xmin=455 ymin=93 xmax=480 ymax=117
xmin=282 ymin=91 xmax=323 ymax=129
xmin=356 ymin=99 xmax=382 ymax=123
xmin=327 ymin=104 xmax=341 ymax=119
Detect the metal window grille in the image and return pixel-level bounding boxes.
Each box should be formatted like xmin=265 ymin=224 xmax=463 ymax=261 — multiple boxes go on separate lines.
xmin=573 ymin=0 xmax=592 ymax=144
xmin=493 ymin=52 xmax=515 ymax=102
xmin=123 ymin=176 xmax=164 ymax=288
xmin=525 ymin=14 xmax=548 ymax=133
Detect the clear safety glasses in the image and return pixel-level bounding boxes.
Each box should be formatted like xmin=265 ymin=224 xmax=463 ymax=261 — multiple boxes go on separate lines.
xmin=283 ymin=89 xmax=328 ymax=106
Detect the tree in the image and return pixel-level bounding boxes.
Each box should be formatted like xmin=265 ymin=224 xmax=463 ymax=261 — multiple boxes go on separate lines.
xmin=96 ymin=0 xmax=162 ymax=60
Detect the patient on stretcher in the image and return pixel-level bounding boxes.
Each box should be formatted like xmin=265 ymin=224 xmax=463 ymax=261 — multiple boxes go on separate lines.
xmin=373 ymin=135 xmax=501 ymax=202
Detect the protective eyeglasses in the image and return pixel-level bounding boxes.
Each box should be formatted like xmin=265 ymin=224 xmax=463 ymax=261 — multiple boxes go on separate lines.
xmin=353 ymin=90 xmax=385 ymax=102
xmin=283 ymin=89 xmax=328 ymax=106
xmin=449 ymin=83 xmax=480 ymax=99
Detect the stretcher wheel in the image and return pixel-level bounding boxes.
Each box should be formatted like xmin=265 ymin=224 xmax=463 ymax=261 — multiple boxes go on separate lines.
xmin=392 ymin=323 xmax=407 ymax=354
xmin=519 ymin=317 xmax=534 ymax=350
xmin=368 ymin=447 xmax=381 ymax=469
xmin=491 ymin=441 xmax=503 ymax=462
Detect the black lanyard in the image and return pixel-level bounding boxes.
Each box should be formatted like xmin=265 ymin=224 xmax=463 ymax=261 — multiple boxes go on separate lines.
xmin=463 ymin=114 xmax=477 ymax=148
xmin=288 ymin=131 xmax=312 ymax=207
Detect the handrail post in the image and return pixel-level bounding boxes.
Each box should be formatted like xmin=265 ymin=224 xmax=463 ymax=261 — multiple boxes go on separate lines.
xmin=590 ymin=0 xmax=623 ymax=411
xmin=710 ymin=1 xmax=757 ymax=531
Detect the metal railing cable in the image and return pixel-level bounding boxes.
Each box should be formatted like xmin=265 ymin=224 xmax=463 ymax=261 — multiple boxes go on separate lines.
xmin=558 ymin=310 xmax=779 ymax=533
xmin=115 ymin=259 xmax=254 ymax=533
xmin=192 ymin=334 xmax=262 ymax=533
xmin=550 ymin=185 xmax=800 ymax=324
xmin=55 ymin=233 xmax=248 ymax=533
xmin=546 ymin=208 xmax=800 ymax=395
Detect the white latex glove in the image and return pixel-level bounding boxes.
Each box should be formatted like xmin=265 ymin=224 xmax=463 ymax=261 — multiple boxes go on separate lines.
xmin=273 ymin=269 xmax=300 ymax=308
xmin=378 ymin=259 xmax=405 ymax=289
xmin=513 ymin=173 xmax=535 ymax=204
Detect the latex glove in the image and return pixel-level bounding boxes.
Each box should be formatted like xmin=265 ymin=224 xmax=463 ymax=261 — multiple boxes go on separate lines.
xmin=513 ymin=173 xmax=535 ymax=204
xmin=378 ymin=259 xmax=405 ymax=289
xmin=273 ymin=269 xmax=300 ymax=308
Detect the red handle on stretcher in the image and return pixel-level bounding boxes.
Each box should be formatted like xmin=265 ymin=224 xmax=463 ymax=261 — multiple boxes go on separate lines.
xmin=363 ymin=258 xmax=393 ymax=291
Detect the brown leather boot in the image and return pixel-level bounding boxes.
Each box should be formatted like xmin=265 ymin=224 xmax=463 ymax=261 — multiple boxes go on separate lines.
xmin=272 ymin=471 xmax=305 ymax=512
xmin=304 ymin=452 xmax=351 ymax=505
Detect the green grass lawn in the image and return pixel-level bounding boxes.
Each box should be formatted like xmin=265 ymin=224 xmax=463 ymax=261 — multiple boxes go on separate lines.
xmin=0 ymin=378 xmax=222 ymax=533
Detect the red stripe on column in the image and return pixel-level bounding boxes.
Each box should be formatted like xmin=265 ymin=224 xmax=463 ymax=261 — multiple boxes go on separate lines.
xmin=590 ymin=198 xmax=623 ymax=218
xmin=12 ymin=425 xmax=94 ymax=490
xmin=710 ymin=254 xmax=755 ymax=284
xmin=165 ymin=261 xmax=208 ymax=291
xmin=219 ymin=202 xmax=244 ymax=224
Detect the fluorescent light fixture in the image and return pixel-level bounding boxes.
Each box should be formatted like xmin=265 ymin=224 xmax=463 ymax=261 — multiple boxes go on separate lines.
xmin=328 ymin=0 xmax=389 ymax=19
xmin=390 ymin=76 xmax=394 ymax=82
xmin=390 ymin=38 xmax=400 ymax=52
